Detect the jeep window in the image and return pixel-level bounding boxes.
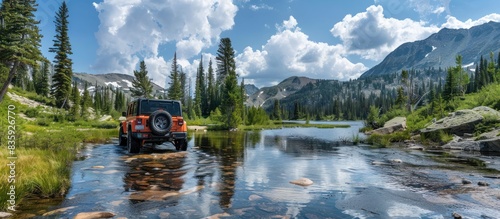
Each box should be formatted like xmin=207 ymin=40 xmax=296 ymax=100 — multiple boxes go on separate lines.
xmin=139 ymin=100 xmax=181 ymax=116
xmin=128 ymin=101 xmax=137 ymax=116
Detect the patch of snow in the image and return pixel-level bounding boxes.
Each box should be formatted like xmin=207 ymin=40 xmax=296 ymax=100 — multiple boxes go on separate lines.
xmin=105 ymin=81 xmax=120 ymax=88
xmin=122 ymin=79 xmax=133 ymax=88
xmin=88 ymin=86 xmax=95 ymax=91
xmin=463 ymin=62 xmax=474 ymax=68
xmin=425 ymin=46 xmax=437 ymax=58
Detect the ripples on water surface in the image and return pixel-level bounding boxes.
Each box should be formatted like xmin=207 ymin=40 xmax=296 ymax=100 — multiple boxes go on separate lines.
xmin=16 ymin=121 xmax=500 ymax=219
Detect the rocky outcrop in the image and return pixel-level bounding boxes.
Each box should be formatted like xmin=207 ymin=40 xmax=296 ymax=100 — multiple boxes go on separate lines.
xmin=368 ymin=117 xmax=407 ymax=135
xmin=421 ymin=106 xmax=500 ymax=137
xmin=439 ymin=129 xmax=500 ymax=152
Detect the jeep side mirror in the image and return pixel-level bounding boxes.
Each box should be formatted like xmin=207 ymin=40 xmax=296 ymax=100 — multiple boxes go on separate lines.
xmin=122 ymin=112 xmax=126 ymax=117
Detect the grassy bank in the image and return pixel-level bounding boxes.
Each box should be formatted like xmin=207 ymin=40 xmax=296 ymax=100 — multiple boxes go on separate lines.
xmin=0 ymin=95 xmax=117 ymax=211
xmin=187 ymin=117 xmax=351 ymax=130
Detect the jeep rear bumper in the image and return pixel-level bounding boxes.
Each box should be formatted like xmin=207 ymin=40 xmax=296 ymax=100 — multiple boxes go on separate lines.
xmin=131 ymin=132 xmax=187 ymax=142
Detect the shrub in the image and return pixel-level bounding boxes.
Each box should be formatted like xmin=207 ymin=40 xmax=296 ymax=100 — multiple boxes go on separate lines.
xmin=25 ymin=107 xmax=40 ymax=118
xmin=91 ymin=121 xmax=118 ymax=129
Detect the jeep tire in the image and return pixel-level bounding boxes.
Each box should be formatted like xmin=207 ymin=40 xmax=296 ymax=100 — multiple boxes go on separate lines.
xmin=127 ymin=127 xmax=141 ymax=154
xmin=149 ymin=110 xmax=173 ymax=136
xmin=118 ymin=126 xmax=127 ymax=146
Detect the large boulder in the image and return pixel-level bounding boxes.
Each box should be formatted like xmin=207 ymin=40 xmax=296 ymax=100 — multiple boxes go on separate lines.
xmin=368 ymin=117 xmax=407 ymax=135
xmin=421 ymin=110 xmax=483 ymax=136
xmin=421 ymin=106 xmax=500 ymax=137
xmin=437 ymin=129 xmax=500 ymax=152
xmin=480 ymin=137 xmax=500 ymax=152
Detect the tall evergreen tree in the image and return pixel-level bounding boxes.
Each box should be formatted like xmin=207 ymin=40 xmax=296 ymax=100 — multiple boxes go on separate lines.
xmin=272 ymin=99 xmax=281 ymax=121
xmin=0 ymin=0 xmax=43 ymax=102
xmin=216 ymin=38 xmax=241 ymax=129
xmin=207 ymin=58 xmax=216 ymax=112
xmin=80 ymin=82 xmax=91 ymax=118
xmin=179 ymin=69 xmax=187 ymax=104
xmin=130 ymin=60 xmax=153 ymax=98
xmin=69 ymin=81 xmax=80 ymax=120
xmin=50 ymin=1 xmax=73 ymax=108
xmin=194 ymin=56 xmax=206 ymax=118
xmin=167 ymin=52 xmax=182 ymax=100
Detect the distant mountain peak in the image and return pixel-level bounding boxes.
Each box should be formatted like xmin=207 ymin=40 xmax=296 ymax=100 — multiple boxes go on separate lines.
xmin=361 ymin=21 xmax=500 ymax=78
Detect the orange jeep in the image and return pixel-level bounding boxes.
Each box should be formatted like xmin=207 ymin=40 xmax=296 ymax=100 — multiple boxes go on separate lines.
xmin=119 ymin=98 xmax=188 ymax=153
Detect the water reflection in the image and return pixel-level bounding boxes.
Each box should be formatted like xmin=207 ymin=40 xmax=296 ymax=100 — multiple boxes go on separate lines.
xmin=123 ymin=152 xmax=188 ymax=202
xmin=194 ymin=131 xmax=245 ymax=208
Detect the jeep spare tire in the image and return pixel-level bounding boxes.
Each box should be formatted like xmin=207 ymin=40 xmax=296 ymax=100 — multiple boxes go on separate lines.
xmin=149 ymin=110 xmax=173 ymax=136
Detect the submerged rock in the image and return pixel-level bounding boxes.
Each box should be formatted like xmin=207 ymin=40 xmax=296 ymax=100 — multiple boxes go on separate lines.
xmin=0 ymin=212 xmax=13 ymax=219
xmin=73 ymin=212 xmax=115 ymax=219
xmin=390 ymin=159 xmax=403 ymax=164
xmin=452 ymin=212 xmax=462 ymax=219
xmin=249 ymin=194 xmax=263 ymax=201
xmin=461 ymin=179 xmax=472 ymax=185
xmin=478 ymin=181 xmax=490 ymax=186
xmin=289 ymin=178 xmax=313 ymax=186
xmin=42 ymin=206 xmax=76 ymax=216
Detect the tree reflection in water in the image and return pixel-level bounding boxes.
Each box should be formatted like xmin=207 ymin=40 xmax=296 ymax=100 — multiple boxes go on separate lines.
xmin=194 ymin=131 xmax=248 ymax=208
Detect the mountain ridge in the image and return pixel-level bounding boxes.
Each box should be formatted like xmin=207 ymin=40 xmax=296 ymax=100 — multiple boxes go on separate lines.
xmin=361 ymin=21 xmax=500 ymax=78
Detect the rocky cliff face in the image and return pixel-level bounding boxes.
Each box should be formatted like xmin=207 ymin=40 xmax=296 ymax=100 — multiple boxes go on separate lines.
xmin=361 ymin=22 xmax=500 ymax=78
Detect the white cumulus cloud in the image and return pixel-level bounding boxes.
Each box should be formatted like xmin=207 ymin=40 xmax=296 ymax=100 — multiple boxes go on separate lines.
xmin=331 ymin=5 xmax=440 ymax=61
xmin=442 ymin=13 xmax=500 ymax=29
xmin=91 ymin=0 xmax=237 ymax=88
xmin=236 ymin=16 xmax=367 ymax=87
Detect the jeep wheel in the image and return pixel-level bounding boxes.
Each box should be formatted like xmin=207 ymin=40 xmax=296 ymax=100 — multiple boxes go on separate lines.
xmin=118 ymin=126 xmax=127 ymax=146
xmin=127 ymin=127 xmax=141 ymax=154
xmin=175 ymin=139 xmax=187 ymax=151
xmin=149 ymin=110 xmax=173 ymax=136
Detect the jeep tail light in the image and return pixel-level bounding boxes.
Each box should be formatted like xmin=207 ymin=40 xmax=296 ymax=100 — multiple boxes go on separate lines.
xmin=136 ymin=118 xmax=142 ymax=125
xmin=178 ymin=119 xmax=184 ymax=126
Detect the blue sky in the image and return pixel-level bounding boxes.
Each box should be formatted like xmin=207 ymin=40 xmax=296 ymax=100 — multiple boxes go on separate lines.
xmin=34 ymin=0 xmax=500 ymax=88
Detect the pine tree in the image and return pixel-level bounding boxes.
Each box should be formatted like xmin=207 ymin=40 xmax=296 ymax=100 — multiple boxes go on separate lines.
xmin=194 ymin=57 xmax=205 ymax=118
xmin=80 ymin=82 xmax=91 ymax=118
xmin=0 ymin=0 xmax=43 ymax=102
xmin=216 ymin=38 xmax=241 ymax=129
xmin=272 ymin=99 xmax=281 ymax=121
xmin=130 ymin=60 xmax=153 ymax=98
xmin=167 ymin=52 xmax=182 ymax=100
xmin=50 ymin=1 xmax=73 ymax=108
xmin=395 ymin=86 xmax=406 ymax=108
xmin=32 ymin=64 xmax=41 ymax=93
xmin=207 ymin=58 xmax=216 ymax=112
xmin=179 ymin=70 xmax=187 ymax=104
xmin=474 ymin=62 xmax=481 ymax=92
xmin=69 ymin=81 xmax=80 ymax=120
xmin=487 ymin=52 xmax=496 ymax=83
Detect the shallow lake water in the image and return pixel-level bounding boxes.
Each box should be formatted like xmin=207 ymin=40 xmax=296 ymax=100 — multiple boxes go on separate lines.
xmin=14 ymin=121 xmax=500 ymax=218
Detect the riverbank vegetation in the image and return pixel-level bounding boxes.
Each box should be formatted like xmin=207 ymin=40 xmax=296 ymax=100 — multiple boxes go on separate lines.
xmin=0 ymin=95 xmax=116 ymax=211
xmin=364 ymin=55 xmax=500 ymax=147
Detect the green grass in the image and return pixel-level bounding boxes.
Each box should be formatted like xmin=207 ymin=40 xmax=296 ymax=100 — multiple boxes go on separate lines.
xmin=238 ymin=122 xmax=350 ymax=130
xmin=0 ymin=128 xmax=115 ymax=211
xmin=0 ymin=89 xmax=117 ymax=211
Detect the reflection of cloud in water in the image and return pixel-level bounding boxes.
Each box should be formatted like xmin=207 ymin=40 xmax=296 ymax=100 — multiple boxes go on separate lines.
xmin=259 ymin=187 xmax=313 ymax=203
xmin=241 ymin=131 xmax=409 ymax=218
xmin=387 ymin=202 xmax=433 ymax=218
